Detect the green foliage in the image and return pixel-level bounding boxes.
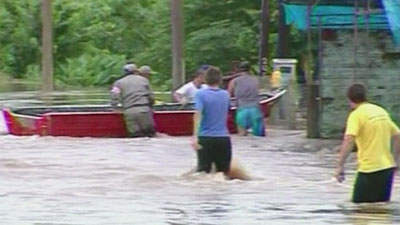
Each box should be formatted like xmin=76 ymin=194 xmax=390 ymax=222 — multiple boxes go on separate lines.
xmin=0 ymin=0 xmax=307 ymax=89
xmin=0 ymin=0 xmax=40 ymax=78
xmin=56 ymin=50 xmax=125 ymax=86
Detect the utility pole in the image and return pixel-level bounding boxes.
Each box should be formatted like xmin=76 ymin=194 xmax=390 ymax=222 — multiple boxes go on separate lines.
xmin=171 ymin=0 xmax=185 ymax=91
xmin=258 ymin=0 xmax=270 ymax=77
xmin=277 ymin=0 xmax=289 ymax=58
xmin=41 ymin=0 xmax=54 ymax=92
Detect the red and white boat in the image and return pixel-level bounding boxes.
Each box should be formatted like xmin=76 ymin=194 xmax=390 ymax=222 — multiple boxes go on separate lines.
xmin=2 ymin=90 xmax=285 ymax=137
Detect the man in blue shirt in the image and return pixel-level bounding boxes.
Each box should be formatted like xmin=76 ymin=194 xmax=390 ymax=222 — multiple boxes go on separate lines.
xmin=192 ymin=66 xmax=232 ymax=174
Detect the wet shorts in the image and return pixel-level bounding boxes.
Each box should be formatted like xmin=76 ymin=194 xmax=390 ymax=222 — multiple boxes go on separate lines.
xmin=197 ymin=137 xmax=232 ymax=173
xmin=236 ymin=106 xmax=265 ymax=136
xmin=352 ymin=167 xmax=395 ymax=203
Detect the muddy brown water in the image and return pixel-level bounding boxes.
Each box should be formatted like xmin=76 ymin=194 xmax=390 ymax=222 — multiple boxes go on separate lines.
xmin=0 ymin=91 xmax=399 ymax=225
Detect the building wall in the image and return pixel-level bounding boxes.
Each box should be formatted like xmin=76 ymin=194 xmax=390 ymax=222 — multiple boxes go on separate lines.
xmin=320 ymin=30 xmax=400 ymax=138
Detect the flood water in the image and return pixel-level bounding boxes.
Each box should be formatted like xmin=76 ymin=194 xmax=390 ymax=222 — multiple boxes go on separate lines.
xmin=1 ymin=90 xmax=400 ymax=225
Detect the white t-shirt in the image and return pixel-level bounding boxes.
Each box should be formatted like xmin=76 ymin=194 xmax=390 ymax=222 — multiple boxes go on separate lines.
xmin=175 ymin=82 xmax=207 ymax=102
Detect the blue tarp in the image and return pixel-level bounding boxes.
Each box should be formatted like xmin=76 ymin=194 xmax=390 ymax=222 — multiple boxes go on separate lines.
xmin=382 ymin=0 xmax=400 ymax=45
xmin=284 ymin=4 xmax=389 ymax=30
xmin=284 ymin=2 xmax=400 ymax=45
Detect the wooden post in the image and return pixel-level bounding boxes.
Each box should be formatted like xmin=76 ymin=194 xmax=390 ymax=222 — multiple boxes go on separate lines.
xmin=277 ymin=0 xmax=289 ymax=58
xmin=353 ymin=0 xmax=359 ymax=81
xmin=306 ymin=0 xmax=313 ymax=84
xmin=171 ymin=0 xmax=185 ymax=91
xmin=285 ymin=77 xmax=297 ymax=130
xmin=258 ymin=0 xmax=269 ymax=77
xmin=307 ymin=17 xmax=322 ymax=138
xmin=307 ymin=83 xmax=320 ymax=138
xmin=41 ymin=0 xmax=54 ymax=92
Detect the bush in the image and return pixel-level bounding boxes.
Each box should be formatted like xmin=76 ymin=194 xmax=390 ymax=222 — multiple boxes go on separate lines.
xmin=56 ymin=50 xmax=126 ymax=86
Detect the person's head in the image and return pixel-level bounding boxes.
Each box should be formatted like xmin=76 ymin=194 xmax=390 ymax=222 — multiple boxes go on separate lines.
xmin=123 ymin=63 xmax=137 ymax=75
xmin=192 ymin=65 xmax=209 ymax=85
xmin=139 ymin=65 xmax=151 ymax=78
xmin=347 ymin=83 xmax=367 ymax=107
xmin=238 ymin=61 xmax=250 ymax=72
xmin=204 ymin=66 xmax=222 ymax=87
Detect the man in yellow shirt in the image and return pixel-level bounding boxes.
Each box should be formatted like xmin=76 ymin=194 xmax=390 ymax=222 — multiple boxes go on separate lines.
xmin=335 ymin=83 xmax=400 ymax=203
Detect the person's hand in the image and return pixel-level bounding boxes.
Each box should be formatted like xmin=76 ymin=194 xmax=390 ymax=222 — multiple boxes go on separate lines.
xmin=191 ymin=137 xmax=202 ymax=151
xmin=334 ymin=166 xmax=345 ymax=183
xmin=181 ymin=98 xmax=189 ymax=106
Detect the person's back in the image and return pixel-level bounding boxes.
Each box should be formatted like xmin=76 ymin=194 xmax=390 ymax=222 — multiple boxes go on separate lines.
xmin=193 ymin=66 xmax=232 ymax=175
xmin=232 ymin=72 xmax=259 ymax=108
xmin=348 ymin=103 xmax=397 ymax=172
xmin=336 ymin=83 xmax=400 ymax=203
xmin=196 ymin=88 xmax=230 ymax=136
xmin=228 ymin=61 xmax=265 ymax=136
xmin=111 ymin=70 xmax=155 ymax=137
xmin=112 ymin=74 xmax=153 ymax=112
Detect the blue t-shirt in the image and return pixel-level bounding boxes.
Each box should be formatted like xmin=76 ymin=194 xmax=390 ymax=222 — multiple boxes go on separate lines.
xmin=194 ymin=88 xmax=230 ymax=137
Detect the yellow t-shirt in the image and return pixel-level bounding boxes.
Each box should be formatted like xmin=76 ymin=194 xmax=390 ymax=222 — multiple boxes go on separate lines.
xmin=270 ymin=70 xmax=281 ymax=88
xmin=345 ymin=103 xmax=400 ymax=173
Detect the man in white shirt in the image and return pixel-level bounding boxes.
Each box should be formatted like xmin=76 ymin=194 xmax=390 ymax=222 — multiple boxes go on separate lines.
xmin=173 ymin=66 xmax=209 ymax=104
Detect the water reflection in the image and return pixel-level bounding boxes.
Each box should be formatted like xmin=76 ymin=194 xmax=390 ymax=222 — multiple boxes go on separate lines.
xmin=344 ymin=203 xmax=400 ymax=225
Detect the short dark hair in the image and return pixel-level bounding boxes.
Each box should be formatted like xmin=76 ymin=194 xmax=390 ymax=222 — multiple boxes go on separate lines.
xmin=347 ymin=83 xmax=367 ymax=103
xmin=191 ymin=65 xmax=210 ymax=80
xmin=191 ymin=70 xmax=203 ymax=80
xmin=205 ymin=66 xmax=222 ymax=86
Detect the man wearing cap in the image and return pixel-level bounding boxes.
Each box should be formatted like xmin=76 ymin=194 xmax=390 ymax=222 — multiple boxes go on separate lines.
xmin=173 ymin=65 xmax=209 ymax=104
xmin=139 ymin=65 xmax=152 ymax=80
xmin=228 ymin=61 xmax=265 ymax=136
xmin=111 ymin=63 xmax=155 ymax=137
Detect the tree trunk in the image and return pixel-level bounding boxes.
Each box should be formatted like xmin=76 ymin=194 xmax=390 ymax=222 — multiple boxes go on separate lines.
xmin=171 ymin=0 xmax=185 ymax=91
xmin=258 ymin=0 xmax=269 ymax=76
xmin=277 ymin=0 xmax=289 ymax=58
xmin=41 ymin=0 xmax=54 ymax=92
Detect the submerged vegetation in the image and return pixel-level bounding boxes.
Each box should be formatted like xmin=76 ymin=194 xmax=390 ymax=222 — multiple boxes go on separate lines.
xmin=0 ymin=0 xmax=305 ymax=90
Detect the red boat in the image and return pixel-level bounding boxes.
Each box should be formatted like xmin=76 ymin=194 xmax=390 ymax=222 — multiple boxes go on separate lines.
xmin=2 ymin=90 xmax=285 ymax=137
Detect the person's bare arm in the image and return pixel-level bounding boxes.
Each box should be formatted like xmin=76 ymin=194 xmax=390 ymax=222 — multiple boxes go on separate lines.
xmin=192 ymin=111 xmax=202 ymax=150
xmin=335 ymin=134 xmax=355 ymax=182
xmin=393 ymin=133 xmax=400 ymax=168
xmin=227 ymin=80 xmax=235 ymax=96
xmin=110 ymin=85 xmax=121 ymax=111
xmin=173 ymin=92 xmax=183 ymax=103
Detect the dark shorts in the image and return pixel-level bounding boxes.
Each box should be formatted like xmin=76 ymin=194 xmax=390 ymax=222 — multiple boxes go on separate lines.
xmin=197 ymin=137 xmax=232 ymax=173
xmin=352 ymin=167 xmax=395 ymax=203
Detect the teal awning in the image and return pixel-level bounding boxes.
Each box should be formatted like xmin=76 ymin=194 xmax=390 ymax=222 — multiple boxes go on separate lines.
xmin=284 ymin=4 xmax=389 ymax=30
xmin=284 ymin=2 xmax=400 ymax=45
xmin=382 ymin=0 xmax=400 ymax=45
